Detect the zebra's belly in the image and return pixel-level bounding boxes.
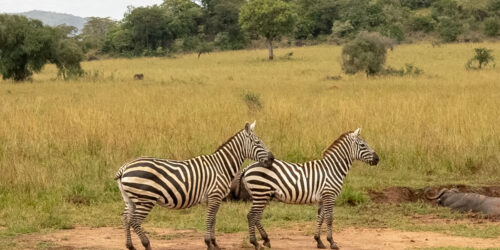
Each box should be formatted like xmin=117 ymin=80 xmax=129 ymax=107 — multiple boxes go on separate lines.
xmin=274 ymin=190 xmax=321 ymax=204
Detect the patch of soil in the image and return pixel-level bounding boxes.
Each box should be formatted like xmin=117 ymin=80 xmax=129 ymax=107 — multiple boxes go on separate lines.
xmin=367 ymin=185 xmax=500 ymax=204
xmin=10 ymin=226 xmax=500 ymax=250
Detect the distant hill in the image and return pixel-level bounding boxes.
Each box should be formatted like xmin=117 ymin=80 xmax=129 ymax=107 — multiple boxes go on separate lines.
xmin=13 ymin=10 xmax=87 ymax=32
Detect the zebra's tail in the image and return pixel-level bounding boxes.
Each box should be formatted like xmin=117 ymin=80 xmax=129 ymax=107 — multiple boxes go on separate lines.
xmin=230 ymin=167 xmax=252 ymax=201
xmin=114 ymin=164 xmax=127 ymax=180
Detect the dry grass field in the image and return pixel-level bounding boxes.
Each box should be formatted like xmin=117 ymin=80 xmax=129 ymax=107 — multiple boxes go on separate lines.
xmin=0 ymin=43 xmax=499 ymax=248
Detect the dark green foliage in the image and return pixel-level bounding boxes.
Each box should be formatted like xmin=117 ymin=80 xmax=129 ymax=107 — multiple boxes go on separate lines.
xmin=466 ymin=48 xmax=495 ymax=70
xmin=0 ymin=15 xmax=54 ymax=81
xmin=80 ymin=17 xmax=117 ymax=51
xmin=52 ymin=39 xmax=84 ymax=79
xmin=400 ymin=0 xmax=438 ymax=10
xmin=409 ymin=15 xmax=436 ymax=32
xmin=488 ymin=0 xmax=500 ymax=13
xmin=239 ymin=0 xmax=295 ymax=60
xmin=294 ymin=0 xmax=338 ymax=39
xmin=341 ymin=32 xmax=390 ymax=76
xmin=431 ymin=0 xmax=461 ymax=19
xmin=437 ymin=16 xmax=463 ymax=42
xmin=381 ymin=24 xmax=405 ymax=41
xmin=483 ymin=17 xmax=500 ymax=37
xmin=205 ymin=0 xmax=248 ymax=50
xmin=0 ymin=14 xmax=85 ymax=82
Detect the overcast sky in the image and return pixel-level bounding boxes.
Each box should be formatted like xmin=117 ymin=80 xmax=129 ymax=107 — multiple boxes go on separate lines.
xmin=0 ymin=0 xmax=164 ymax=20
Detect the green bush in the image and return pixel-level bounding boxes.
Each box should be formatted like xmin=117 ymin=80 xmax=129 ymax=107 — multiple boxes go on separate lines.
xmin=53 ymin=39 xmax=85 ymax=79
xmin=466 ymin=48 xmax=495 ymax=70
xmin=483 ymin=17 xmax=499 ymax=37
xmin=341 ymin=32 xmax=391 ymax=76
xmin=438 ymin=16 xmax=463 ymax=42
xmin=409 ymin=15 xmax=436 ymax=32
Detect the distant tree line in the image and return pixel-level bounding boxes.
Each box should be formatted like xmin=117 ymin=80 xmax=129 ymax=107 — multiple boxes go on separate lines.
xmin=92 ymin=0 xmax=500 ymax=58
xmin=2 ymin=0 xmax=500 ymax=81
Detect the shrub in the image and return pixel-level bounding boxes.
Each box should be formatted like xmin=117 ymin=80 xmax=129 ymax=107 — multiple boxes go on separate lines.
xmin=331 ymin=20 xmax=355 ymax=38
xmin=381 ymin=24 xmax=405 ymax=41
xmin=382 ymin=64 xmax=424 ymax=76
xmin=483 ymin=17 xmax=499 ymax=37
xmin=53 ymin=39 xmax=85 ymax=80
xmin=243 ymin=92 xmax=263 ymax=112
xmin=466 ymin=48 xmax=495 ymax=70
xmin=409 ymin=15 xmax=436 ymax=33
xmin=341 ymin=32 xmax=392 ymax=76
xmin=437 ymin=16 xmax=463 ymax=42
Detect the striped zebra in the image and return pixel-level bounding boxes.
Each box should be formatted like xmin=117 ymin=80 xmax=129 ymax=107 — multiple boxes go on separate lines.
xmin=241 ymin=128 xmax=379 ymax=249
xmin=115 ymin=121 xmax=274 ymax=250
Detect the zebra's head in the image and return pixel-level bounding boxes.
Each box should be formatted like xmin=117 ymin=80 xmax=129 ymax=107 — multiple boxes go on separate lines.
xmin=242 ymin=121 xmax=274 ymax=167
xmin=350 ymin=128 xmax=379 ymax=166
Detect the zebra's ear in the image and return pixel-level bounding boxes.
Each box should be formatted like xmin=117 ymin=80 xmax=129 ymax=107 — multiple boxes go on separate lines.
xmin=353 ymin=128 xmax=361 ymax=136
xmin=250 ymin=120 xmax=256 ymax=131
xmin=244 ymin=122 xmax=251 ymax=134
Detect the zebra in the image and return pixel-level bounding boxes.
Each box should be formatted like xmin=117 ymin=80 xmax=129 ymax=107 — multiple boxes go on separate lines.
xmin=240 ymin=128 xmax=379 ymax=249
xmin=115 ymin=121 xmax=274 ymax=250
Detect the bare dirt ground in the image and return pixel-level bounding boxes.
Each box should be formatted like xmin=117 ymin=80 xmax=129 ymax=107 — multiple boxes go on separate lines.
xmin=11 ymin=225 xmax=500 ymax=250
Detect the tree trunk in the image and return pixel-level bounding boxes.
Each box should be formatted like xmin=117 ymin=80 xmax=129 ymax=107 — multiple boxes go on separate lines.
xmin=267 ymin=39 xmax=273 ymax=60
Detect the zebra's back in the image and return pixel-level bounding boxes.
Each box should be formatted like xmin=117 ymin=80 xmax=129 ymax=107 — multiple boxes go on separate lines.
xmin=119 ymin=156 xmax=218 ymax=209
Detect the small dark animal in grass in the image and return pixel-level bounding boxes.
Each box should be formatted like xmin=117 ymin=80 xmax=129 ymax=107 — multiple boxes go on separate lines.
xmin=426 ymin=188 xmax=500 ymax=215
xmin=134 ymin=73 xmax=144 ymax=80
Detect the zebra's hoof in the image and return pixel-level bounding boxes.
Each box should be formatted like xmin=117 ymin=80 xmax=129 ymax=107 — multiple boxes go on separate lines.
xmin=253 ymin=244 xmax=262 ymax=250
xmin=330 ymin=242 xmax=339 ymax=249
xmin=317 ymin=242 xmax=326 ymax=249
xmin=126 ymin=243 xmax=136 ymax=250
xmin=263 ymin=240 xmax=271 ymax=248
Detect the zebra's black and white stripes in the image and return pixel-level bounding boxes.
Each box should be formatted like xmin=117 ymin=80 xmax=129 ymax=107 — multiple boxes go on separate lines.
xmin=241 ymin=128 xmax=379 ymax=250
xmin=115 ymin=121 xmax=274 ymax=250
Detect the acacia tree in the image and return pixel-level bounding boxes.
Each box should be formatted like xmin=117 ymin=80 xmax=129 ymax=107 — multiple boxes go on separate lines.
xmin=239 ymin=0 xmax=295 ymax=60
xmin=0 ymin=15 xmax=54 ymax=81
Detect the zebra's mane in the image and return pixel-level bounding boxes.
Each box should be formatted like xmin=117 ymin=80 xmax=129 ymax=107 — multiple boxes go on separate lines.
xmin=214 ymin=129 xmax=244 ymax=153
xmin=322 ymin=131 xmax=353 ymax=158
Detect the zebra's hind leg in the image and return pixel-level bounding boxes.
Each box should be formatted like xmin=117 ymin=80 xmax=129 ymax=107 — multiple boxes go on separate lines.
xmin=205 ymin=195 xmax=222 ymax=250
xmin=130 ymin=201 xmax=155 ymax=250
xmin=314 ymin=202 xmax=326 ymax=249
xmin=248 ymin=198 xmax=270 ymax=250
xmin=123 ymin=207 xmax=136 ymax=250
xmin=255 ymin=214 xmax=270 ymax=248
xmin=322 ymin=195 xmax=339 ymax=249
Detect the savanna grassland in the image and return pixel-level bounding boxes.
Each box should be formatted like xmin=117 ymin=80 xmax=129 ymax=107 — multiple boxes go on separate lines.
xmin=1 ymin=43 xmax=500 ymax=247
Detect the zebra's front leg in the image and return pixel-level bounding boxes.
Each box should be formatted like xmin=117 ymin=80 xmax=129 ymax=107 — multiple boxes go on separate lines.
xmin=323 ymin=195 xmax=339 ymax=249
xmin=205 ymin=195 xmax=222 ymax=250
xmin=314 ymin=202 xmax=326 ymax=249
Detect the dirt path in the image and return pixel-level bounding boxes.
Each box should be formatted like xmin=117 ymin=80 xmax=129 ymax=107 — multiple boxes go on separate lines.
xmin=11 ymin=226 xmax=500 ymax=250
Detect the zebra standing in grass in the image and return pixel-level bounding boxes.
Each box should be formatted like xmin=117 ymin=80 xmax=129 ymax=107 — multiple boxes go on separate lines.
xmin=241 ymin=128 xmax=379 ymax=250
xmin=115 ymin=121 xmax=274 ymax=250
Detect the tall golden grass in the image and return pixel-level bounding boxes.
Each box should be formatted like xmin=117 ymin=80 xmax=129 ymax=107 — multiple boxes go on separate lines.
xmin=0 ymin=43 xmax=499 ymax=234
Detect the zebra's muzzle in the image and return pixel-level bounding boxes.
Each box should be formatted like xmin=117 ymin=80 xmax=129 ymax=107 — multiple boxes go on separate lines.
xmin=370 ymin=153 xmax=379 ymax=166
xmin=262 ymin=152 xmax=275 ymax=167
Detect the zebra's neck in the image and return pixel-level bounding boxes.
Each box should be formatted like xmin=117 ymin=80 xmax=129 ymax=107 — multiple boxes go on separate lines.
xmin=210 ymin=132 xmax=246 ymax=180
xmin=321 ymin=137 xmax=354 ymax=179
